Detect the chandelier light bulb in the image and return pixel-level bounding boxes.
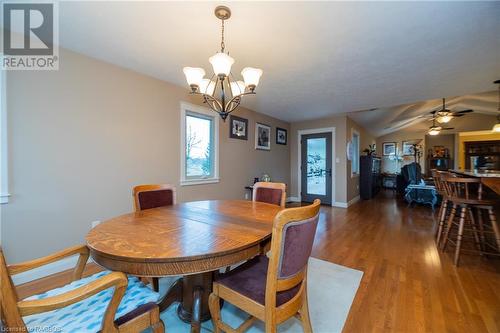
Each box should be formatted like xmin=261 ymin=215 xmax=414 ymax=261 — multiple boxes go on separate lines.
xmin=492 ymin=123 xmax=500 ymax=132
xmin=199 ymin=79 xmax=216 ymax=95
xmin=230 ymin=81 xmax=246 ymax=97
xmin=241 ymin=67 xmax=263 ymax=90
xmin=183 ymin=67 xmax=205 ymax=90
xmin=209 ymin=52 xmax=234 ymax=77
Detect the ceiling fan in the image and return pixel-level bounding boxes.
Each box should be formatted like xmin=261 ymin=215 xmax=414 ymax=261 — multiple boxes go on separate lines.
xmin=429 ymin=98 xmax=473 ymax=124
xmin=428 ymin=116 xmax=454 ymax=136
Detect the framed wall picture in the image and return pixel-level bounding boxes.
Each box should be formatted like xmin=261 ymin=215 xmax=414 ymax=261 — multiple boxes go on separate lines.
xmin=229 ymin=115 xmax=248 ymax=140
xmin=276 ymin=127 xmax=287 ymax=145
xmin=255 ymin=123 xmax=271 ymax=150
xmin=402 ymin=141 xmax=415 ymax=156
xmin=382 ymin=142 xmax=396 ymax=156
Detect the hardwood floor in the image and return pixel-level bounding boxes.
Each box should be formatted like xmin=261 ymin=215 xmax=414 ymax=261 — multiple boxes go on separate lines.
xmin=312 ymin=190 xmax=500 ymax=333
xmin=14 ymin=191 xmax=500 ymax=332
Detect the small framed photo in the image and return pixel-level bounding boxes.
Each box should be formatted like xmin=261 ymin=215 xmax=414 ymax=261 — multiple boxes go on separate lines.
xmin=255 ymin=123 xmax=271 ymax=150
xmin=402 ymin=141 xmax=414 ymax=156
xmin=382 ymin=142 xmax=396 ymax=156
xmin=229 ymin=115 xmax=248 ymax=140
xmin=276 ymin=127 xmax=287 ymax=145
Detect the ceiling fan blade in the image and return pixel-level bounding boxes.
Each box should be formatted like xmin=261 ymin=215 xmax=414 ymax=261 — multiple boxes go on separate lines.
xmin=452 ymin=114 xmax=465 ymax=117
xmin=442 ymin=127 xmax=455 ymax=130
xmin=455 ymin=109 xmax=473 ymax=114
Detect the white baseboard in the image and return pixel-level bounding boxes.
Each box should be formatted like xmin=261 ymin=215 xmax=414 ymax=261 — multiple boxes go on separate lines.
xmin=333 ymin=195 xmax=360 ymax=208
xmin=287 ymin=196 xmax=300 ymax=202
xmin=348 ymin=195 xmax=360 ymax=206
xmin=12 ymin=256 xmax=94 ymax=286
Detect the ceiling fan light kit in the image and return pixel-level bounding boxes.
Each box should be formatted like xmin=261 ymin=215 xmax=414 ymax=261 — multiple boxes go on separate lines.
xmin=182 ymin=6 xmax=263 ymax=121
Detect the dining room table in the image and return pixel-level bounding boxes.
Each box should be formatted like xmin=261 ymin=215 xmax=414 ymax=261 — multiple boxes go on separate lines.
xmin=450 ymin=169 xmax=500 ymax=195
xmin=86 ymin=199 xmax=282 ymax=333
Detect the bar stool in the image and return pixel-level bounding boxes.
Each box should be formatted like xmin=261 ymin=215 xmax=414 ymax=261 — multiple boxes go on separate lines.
xmin=432 ymin=170 xmax=450 ymax=245
xmin=440 ymin=177 xmax=500 ymax=266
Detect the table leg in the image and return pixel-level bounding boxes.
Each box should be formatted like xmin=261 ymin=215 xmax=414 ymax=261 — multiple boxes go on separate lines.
xmin=158 ymin=277 xmax=183 ymax=312
xmin=177 ymin=272 xmax=213 ymax=329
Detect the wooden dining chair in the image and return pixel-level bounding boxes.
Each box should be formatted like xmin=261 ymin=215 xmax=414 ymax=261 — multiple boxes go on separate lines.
xmin=133 ymin=184 xmax=176 ymax=211
xmin=209 ymin=199 xmax=321 ymax=333
xmin=252 ymin=182 xmax=286 ymax=208
xmin=0 ymin=245 xmax=164 ymax=333
xmin=133 ymin=184 xmax=176 ymax=291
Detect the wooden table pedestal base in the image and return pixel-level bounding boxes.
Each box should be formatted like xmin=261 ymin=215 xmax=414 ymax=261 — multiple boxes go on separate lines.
xmin=158 ymin=272 xmax=213 ymax=333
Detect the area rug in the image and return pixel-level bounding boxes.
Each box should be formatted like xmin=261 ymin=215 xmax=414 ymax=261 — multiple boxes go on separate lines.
xmin=157 ymin=257 xmax=363 ymax=333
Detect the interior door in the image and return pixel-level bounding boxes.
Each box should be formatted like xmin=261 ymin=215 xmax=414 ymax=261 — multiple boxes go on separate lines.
xmin=301 ymin=132 xmax=332 ymax=204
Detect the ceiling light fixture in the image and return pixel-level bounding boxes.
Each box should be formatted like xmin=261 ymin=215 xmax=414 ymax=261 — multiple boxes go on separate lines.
xmin=182 ymin=6 xmax=262 ymax=121
xmin=428 ymin=126 xmax=441 ymax=136
xmin=492 ymin=80 xmax=500 ymax=132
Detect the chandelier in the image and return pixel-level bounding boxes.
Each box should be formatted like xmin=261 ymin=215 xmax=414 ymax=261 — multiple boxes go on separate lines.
xmin=182 ymin=6 xmax=262 ymax=121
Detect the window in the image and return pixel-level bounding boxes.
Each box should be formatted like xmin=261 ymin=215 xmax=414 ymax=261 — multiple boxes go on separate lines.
xmin=351 ymin=130 xmax=360 ymax=177
xmin=0 ymin=67 xmax=8 ymax=204
xmin=180 ymin=102 xmax=219 ymax=186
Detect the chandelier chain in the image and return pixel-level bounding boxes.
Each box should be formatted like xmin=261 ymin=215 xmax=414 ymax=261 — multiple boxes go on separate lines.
xmin=220 ymin=19 xmax=225 ymax=52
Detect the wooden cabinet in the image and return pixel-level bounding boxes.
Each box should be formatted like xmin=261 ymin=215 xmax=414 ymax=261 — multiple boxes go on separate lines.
xmin=360 ymin=156 xmax=381 ymax=200
xmin=465 ymin=141 xmax=500 ymax=170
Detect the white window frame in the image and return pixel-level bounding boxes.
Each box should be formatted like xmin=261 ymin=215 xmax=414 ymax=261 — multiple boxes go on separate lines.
xmin=351 ymin=129 xmax=360 ymax=178
xmin=180 ymin=102 xmax=219 ymax=186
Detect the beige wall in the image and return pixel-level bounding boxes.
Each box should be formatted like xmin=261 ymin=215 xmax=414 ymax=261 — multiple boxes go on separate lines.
xmin=376 ymin=131 xmax=427 ymax=174
xmin=2 ymin=48 xmax=290 ymax=262
xmin=346 ymin=116 xmax=376 ymax=202
xmin=289 ymin=115 xmax=348 ymax=204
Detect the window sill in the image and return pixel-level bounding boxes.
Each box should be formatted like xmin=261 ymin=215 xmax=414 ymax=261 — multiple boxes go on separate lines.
xmin=180 ymin=178 xmax=220 ymax=186
xmin=351 ymin=173 xmax=360 ymax=179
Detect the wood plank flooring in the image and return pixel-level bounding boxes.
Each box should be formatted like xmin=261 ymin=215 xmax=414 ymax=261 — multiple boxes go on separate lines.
xmin=311 ymin=190 xmax=500 ymax=333
xmin=13 ymin=190 xmax=500 ymax=332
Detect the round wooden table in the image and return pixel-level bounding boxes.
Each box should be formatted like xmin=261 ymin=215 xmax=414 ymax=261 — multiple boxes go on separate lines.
xmin=86 ymin=200 xmax=281 ymax=332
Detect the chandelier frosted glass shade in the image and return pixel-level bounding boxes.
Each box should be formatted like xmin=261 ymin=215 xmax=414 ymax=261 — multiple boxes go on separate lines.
xmin=230 ymin=81 xmax=246 ymax=96
xmin=209 ymin=52 xmax=234 ymax=76
xmin=436 ymin=114 xmax=452 ymax=123
xmin=428 ymin=127 xmax=441 ymax=136
xmin=492 ymin=123 xmax=500 ymax=132
xmin=199 ymin=79 xmax=216 ymax=95
xmin=183 ymin=67 xmax=205 ymax=88
xmin=241 ymin=67 xmax=263 ymax=90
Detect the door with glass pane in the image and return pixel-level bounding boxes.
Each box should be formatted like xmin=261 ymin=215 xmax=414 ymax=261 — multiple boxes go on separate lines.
xmin=301 ymin=133 xmax=332 ymax=204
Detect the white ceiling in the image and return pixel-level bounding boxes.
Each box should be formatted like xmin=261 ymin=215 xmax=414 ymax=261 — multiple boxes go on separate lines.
xmin=13 ymin=1 xmax=500 ymax=133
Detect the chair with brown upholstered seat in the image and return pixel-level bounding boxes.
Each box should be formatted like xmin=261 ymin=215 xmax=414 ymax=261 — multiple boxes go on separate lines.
xmin=252 ymin=182 xmax=286 ymax=208
xmin=0 ymin=245 xmax=164 ymax=333
xmin=209 ymin=199 xmax=321 ymax=333
xmin=132 ymin=184 xmax=176 ymax=292
xmin=133 ymin=184 xmax=176 ymax=211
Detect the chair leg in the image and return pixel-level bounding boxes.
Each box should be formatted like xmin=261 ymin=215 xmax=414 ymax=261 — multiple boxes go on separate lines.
xmin=454 ymin=207 xmax=467 ymax=266
xmin=488 ymin=208 xmax=500 ymax=252
xmin=441 ymin=204 xmax=457 ymax=251
xmin=209 ymin=293 xmax=222 ymax=333
xmin=150 ymin=307 xmax=165 ymax=333
xmin=477 ymin=208 xmax=486 ymax=252
xmin=468 ymin=207 xmax=482 ymax=252
xmin=151 ymin=277 xmax=160 ymax=292
xmin=299 ymin=290 xmax=313 ymax=333
xmin=436 ymin=199 xmax=448 ymax=245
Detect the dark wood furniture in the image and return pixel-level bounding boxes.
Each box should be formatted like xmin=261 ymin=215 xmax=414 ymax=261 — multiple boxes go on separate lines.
xmin=0 ymin=245 xmax=164 ymax=333
xmin=209 ymin=200 xmax=321 ymax=333
xmin=252 ymin=181 xmax=286 ymax=207
xmin=360 ymin=155 xmax=381 ymax=200
xmin=464 ymin=140 xmax=500 ymax=170
xmin=86 ymin=200 xmax=282 ymax=333
xmin=381 ymin=173 xmax=397 ymax=190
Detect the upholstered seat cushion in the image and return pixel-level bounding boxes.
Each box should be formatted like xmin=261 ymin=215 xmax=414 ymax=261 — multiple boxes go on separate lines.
xmin=138 ymin=189 xmax=174 ymax=210
xmin=215 ymin=255 xmax=300 ymax=306
xmin=255 ymin=187 xmax=283 ymax=206
xmin=23 ymin=271 xmax=159 ymax=332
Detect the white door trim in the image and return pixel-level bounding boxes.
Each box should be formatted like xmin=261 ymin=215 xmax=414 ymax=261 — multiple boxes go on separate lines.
xmin=297 ymin=127 xmax=336 ymax=206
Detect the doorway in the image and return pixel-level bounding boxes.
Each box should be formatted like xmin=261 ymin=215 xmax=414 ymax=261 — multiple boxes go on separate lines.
xmin=300 ymin=132 xmax=333 ymax=204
